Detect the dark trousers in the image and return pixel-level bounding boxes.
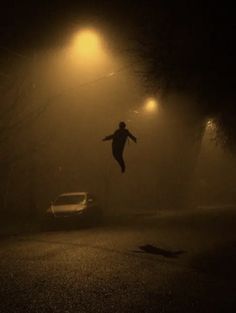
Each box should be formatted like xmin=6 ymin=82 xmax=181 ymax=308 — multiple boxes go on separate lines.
xmin=112 ymin=148 xmax=125 ymax=172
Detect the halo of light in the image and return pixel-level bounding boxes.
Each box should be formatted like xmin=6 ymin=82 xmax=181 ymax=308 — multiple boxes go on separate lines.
xmin=144 ymin=98 xmax=158 ymax=113
xmin=69 ymin=29 xmax=106 ymax=65
xmin=206 ymin=119 xmax=216 ymax=131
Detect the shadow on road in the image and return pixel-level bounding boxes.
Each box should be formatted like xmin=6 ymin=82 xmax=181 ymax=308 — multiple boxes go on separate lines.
xmin=133 ymin=244 xmax=186 ymax=258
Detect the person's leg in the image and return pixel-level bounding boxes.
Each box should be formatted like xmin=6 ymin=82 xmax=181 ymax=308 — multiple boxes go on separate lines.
xmin=113 ymin=150 xmax=126 ymax=173
xmin=119 ymin=155 xmax=125 ymax=173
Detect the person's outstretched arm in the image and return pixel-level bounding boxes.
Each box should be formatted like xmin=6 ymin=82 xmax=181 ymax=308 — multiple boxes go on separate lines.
xmin=128 ymin=131 xmax=137 ymax=143
xmin=102 ymin=134 xmax=114 ymax=141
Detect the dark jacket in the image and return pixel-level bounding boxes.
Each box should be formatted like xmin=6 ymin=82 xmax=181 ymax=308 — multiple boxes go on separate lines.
xmin=103 ymin=128 xmax=137 ymax=153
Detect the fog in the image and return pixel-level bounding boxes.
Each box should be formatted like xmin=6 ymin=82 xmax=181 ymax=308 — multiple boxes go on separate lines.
xmin=1 ymin=27 xmax=236 ymax=222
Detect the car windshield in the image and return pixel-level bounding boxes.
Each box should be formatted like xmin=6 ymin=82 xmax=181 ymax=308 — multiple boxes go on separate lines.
xmin=54 ymin=195 xmax=85 ymax=205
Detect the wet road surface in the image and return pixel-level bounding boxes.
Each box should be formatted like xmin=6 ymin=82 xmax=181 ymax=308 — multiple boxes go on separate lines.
xmin=0 ymin=208 xmax=236 ymax=312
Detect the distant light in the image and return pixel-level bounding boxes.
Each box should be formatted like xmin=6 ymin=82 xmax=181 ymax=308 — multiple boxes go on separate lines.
xmin=206 ymin=119 xmax=216 ymax=131
xmin=144 ymin=97 xmax=158 ymax=113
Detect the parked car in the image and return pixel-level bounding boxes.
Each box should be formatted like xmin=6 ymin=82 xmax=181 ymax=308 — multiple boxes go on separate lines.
xmin=45 ymin=192 xmax=102 ymax=227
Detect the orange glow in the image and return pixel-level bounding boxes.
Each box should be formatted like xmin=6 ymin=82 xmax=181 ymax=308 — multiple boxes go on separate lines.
xmin=206 ymin=119 xmax=216 ymax=130
xmin=71 ymin=29 xmax=105 ymax=64
xmin=144 ymin=98 xmax=158 ymax=113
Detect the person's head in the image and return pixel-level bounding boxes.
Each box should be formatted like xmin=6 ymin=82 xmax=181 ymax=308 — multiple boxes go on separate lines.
xmin=119 ymin=121 xmax=126 ymax=129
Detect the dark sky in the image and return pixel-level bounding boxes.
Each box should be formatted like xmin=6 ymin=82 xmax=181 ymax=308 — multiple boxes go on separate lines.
xmin=1 ymin=1 xmax=234 ymax=56
xmin=0 ymin=1 xmax=127 ymax=50
xmin=0 ymin=3 xmax=231 ymax=38
xmin=1 ymin=1 xmax=235 ymax=102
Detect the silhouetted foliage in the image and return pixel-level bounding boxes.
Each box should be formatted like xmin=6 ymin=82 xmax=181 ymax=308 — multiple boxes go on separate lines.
xmin=112 ymin=1 xmax=235 ymax=149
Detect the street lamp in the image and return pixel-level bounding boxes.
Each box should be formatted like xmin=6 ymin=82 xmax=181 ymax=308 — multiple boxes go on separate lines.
xmin=69 ymin=28 xmax=107 ymax=67
xmin=73 ymin=30 xmax=102 ymax=57
xmin=144 ymin=97 xmax=158 ymax=114
xmin=206 ymin=119 xmax=216 ymax=131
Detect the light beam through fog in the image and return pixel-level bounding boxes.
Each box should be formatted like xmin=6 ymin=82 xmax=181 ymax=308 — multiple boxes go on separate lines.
xmin=2 ymin=22 xmax=236 ymax=217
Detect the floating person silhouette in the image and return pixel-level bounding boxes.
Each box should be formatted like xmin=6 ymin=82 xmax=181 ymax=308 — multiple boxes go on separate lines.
xmin=102 ymin=121 xmax=137 ymax=173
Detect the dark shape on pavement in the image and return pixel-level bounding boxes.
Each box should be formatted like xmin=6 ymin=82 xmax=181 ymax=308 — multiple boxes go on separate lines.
xmin=102 ymin=121 xmax=137 ymax=173
xmin=136 ymin=244 xmax=186 ymax=258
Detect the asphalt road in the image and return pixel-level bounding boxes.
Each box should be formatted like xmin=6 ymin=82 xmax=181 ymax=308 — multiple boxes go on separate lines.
xmin=0 ymin=208 xmax=236 ymax=313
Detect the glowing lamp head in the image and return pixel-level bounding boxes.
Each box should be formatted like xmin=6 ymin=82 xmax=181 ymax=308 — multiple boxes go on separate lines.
xmin=206 ymin=119 xmax=216 ymax=131
xmin=144 ymin=98 xmax=158 ymax=113
xmin=72 ymin=29 xmax=102 ymax=60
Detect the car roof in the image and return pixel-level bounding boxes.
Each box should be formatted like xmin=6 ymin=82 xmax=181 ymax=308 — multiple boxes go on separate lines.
xmin=59 ymin=192 xmax=88 ymax=196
